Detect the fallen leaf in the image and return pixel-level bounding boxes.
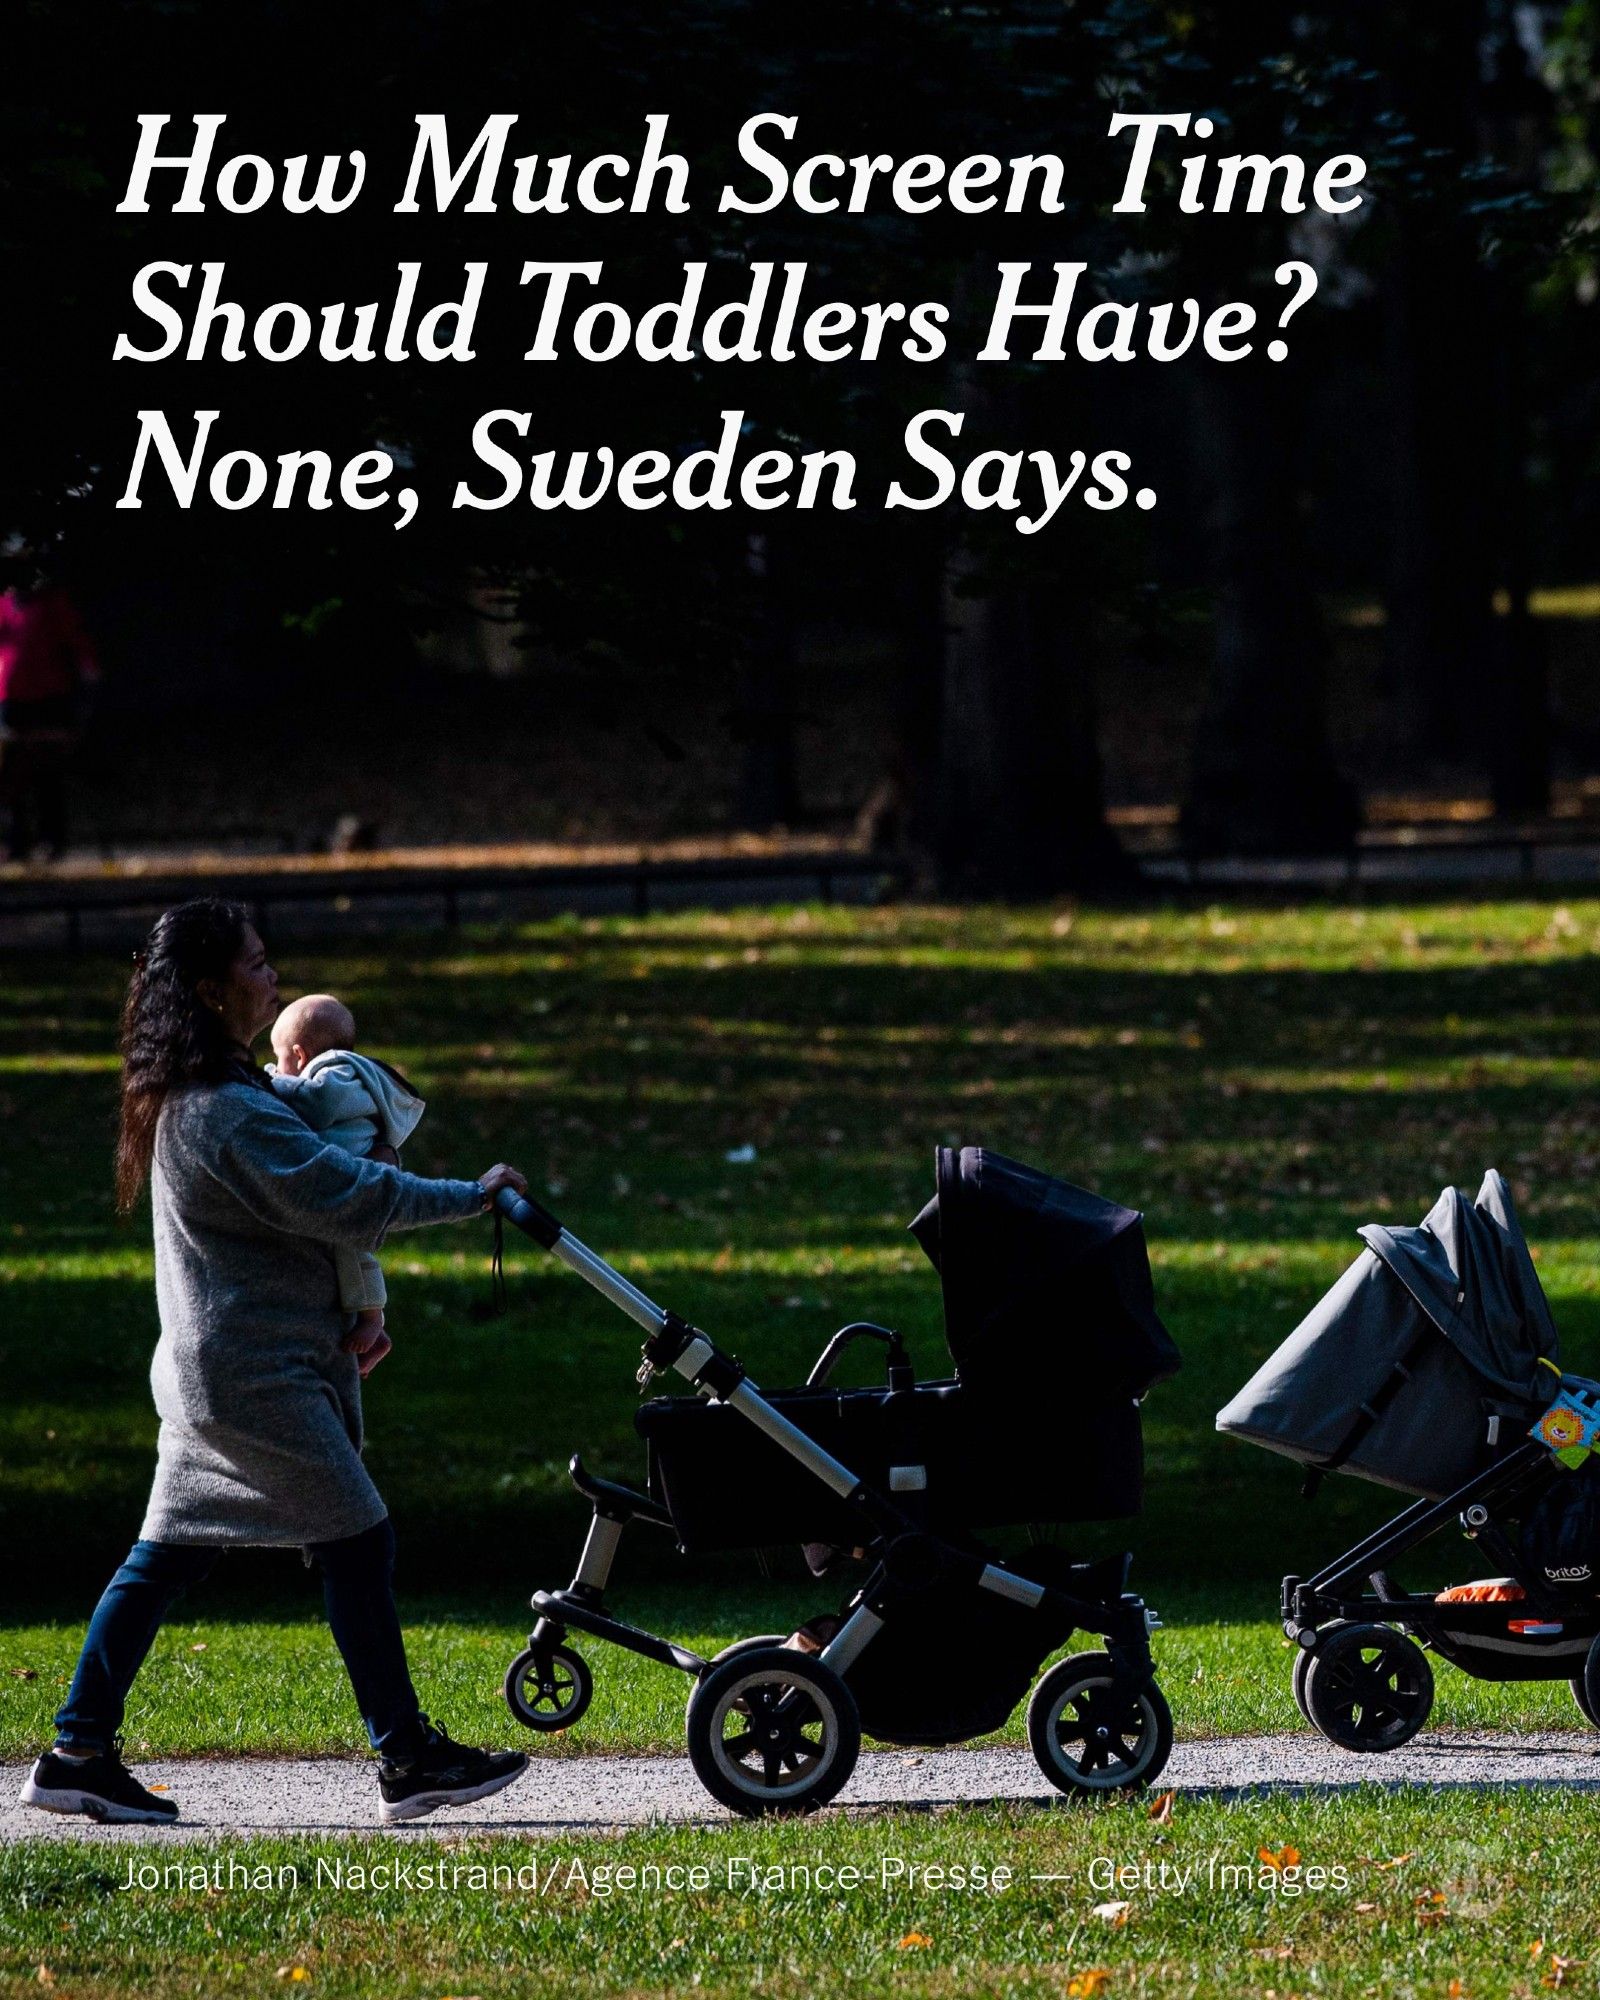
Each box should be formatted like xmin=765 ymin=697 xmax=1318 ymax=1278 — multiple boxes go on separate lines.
xmin=1447 ymin=1981 xmax=1466 ymax=1999
xmin=34 ymin=1969 xmax=54 ymax=1988
xmin=1354 ymin=1901 xmax=1378 ymax=1914
xmin=1066 ymin=1973 xmax=1112 ymax=1999
xmin=1543 ymin=1958 xmax=1585 ymax=1990
xmin=9 ymin=1668 xmax=37 ymax=1682
xmin=1091 ymin=1901 xmax=1131 ymax=1927
xmin=146 ymin=1784 xmax=170 ymax=1793
xmin=190 ymin=1642 xmax=207 ymax=1653
xmin=896 ymin=1933 xmax=932 ymax=1951
xmin=276 ymin=1969 xmax=311 ymax=1983
xmin=1258 ymin=1845 xmax=1301 ymax=1872
xmin=1147 ymin=1789 xmax=1175 ymax=1824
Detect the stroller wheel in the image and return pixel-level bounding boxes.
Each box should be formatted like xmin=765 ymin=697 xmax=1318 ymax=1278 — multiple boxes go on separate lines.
xmin=1027 ymin=1653 xmax=1174 ymax=1796
xmin=685 ymin=1646 xmax=860 ymax=1818
xmin=1301 ymin=1623 xmax=1433 ymax=1753
xmin=504 ymin=1644 xmax=594 ymax=1732
xmin=1576 ymin=1636 xmax=1600 ymax=1731
xmin=1291 ymin=1647 xmax=1314 ymax=1723
xmin=1291 ymin=1623 xmax=1346 ymax=1724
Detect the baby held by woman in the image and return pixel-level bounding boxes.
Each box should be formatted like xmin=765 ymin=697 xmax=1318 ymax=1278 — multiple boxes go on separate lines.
xmin=268 ymin=994 xmax=425 ymax=1372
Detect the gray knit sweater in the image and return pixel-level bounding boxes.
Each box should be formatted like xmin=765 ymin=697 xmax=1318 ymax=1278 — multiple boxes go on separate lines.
xmin=138 ymin=1075 xmax=486 ymax=1545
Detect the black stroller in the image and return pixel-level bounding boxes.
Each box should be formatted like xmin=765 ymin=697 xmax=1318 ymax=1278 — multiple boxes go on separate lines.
xmin=494 ymin=1147 xmax=1182 ymax=1816
xmin=1218 ymin=1169 xmax=1600 ymax=1751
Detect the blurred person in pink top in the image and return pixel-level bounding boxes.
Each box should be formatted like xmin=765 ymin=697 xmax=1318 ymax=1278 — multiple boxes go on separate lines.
xmin=0 ymin=555 xmax=101 ymax=861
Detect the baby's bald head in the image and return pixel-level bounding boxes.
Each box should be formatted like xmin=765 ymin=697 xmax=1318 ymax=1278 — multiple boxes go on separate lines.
xmin=271 ymin=993 xmax=357 ymax=1076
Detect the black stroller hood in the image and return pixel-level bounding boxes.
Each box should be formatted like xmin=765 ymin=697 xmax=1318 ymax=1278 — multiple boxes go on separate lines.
xmin=1217 ymin=1170 xmax=1561 ymax=1499
xmin=908 ymin=1147 xmax=1181 ymax=1399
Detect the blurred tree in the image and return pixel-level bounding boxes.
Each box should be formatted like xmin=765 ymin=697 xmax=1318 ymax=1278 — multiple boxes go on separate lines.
xmin=1372 ymin=0 xmax=1567 ymax=816
xmin=1181 ymin=361 xmax=1355 ymax=854
xmin=3 ymin=0 xmax=1595 ymax=868
xmin=731 ymin=531 xmax=801 ymax=830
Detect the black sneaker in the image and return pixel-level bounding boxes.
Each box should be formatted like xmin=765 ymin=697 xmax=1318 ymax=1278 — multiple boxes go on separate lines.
xmin=19 ymin=1741 xmax=179 ymax=1825
xmin=378 ymin=1720 xmax=529 ymax=1824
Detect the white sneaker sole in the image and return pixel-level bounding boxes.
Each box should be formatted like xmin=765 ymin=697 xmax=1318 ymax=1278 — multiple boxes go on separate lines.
xmin=379 ymin=1758 xmax=529 ymax=1824
xmin=19 ymin=1774 xmax=177 ymax=1826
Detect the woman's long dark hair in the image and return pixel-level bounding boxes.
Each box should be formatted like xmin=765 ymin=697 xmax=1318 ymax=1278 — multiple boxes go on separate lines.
xmin=115 ymin=897 xmax=255 ymax=1213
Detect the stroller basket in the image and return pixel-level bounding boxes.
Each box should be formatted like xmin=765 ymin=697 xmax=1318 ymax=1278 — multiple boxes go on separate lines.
xmin=637 ymin=1378 xmax=1143 ymax=1551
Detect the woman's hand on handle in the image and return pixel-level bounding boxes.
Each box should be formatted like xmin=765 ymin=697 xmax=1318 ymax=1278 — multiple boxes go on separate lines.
xmin=477 ymin=1164 xmax=528 ymax=1207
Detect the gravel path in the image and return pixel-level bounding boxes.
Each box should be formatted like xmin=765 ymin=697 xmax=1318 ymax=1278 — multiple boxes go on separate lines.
xmin=3 ymin=1733 xmax=1597 ymax=1843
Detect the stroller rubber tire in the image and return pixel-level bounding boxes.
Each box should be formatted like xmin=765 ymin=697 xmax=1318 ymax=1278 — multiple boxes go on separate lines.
xmin=685 ymin=1645 xmax=860 ymax=1818
xmin=1300 ymin=1623 xmax=1433 ymax=1753
xmin=1291 ymin=1622 xmax=1347 ymax=1725
xmin=1291 ymin=1646 xmax=1314 ymax=1725
xmin=1026 ymin=1653 xmax=1174 ymax=1796
xmin=1577 ymin=1635 xmax=1600 ymax=1731
xmin=504 ymin=1644 xmax=593 ymax=1732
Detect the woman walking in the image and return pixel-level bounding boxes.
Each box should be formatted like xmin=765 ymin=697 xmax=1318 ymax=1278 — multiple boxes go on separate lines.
xmin=21 ymin=897 xmax=532 ymax=1824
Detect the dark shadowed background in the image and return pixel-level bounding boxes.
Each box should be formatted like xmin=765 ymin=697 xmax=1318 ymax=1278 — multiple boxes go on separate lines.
xmin=3 ymin=0 xmax=1597 ymax=885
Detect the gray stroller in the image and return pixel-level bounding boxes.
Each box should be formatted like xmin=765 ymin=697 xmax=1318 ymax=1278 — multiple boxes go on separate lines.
xmin=1219 ymin=1170 xmax=1600 ymax=1750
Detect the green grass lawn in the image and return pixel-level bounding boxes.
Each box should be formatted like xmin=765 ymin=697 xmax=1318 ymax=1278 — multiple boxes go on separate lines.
xmin=6 ymin=897 xmax=1600 ymax=1758
xmin=6 ymin=1790 xmax=1600 ymax=1999
xmin=8 ymin=896 xmax=1600 ymax=1994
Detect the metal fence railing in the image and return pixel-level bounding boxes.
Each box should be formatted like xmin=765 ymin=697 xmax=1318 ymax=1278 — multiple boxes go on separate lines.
xmin=0 ymin=851 xmax=913 ymax=950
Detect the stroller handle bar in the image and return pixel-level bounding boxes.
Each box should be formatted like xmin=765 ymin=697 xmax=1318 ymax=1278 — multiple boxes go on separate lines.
xmin=496 ymin=1186 xmax=865 ymax=1505
xmin=496 ymin=1187 xmax=668 ymax=1334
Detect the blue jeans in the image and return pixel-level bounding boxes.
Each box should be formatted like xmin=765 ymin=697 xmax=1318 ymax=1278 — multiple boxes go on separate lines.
xmin=53 ymin=1518 xmax=427 ymax=1760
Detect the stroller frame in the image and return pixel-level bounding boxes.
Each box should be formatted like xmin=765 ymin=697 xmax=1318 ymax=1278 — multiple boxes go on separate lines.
xmin=1282 ymin=1440 xmax=1600 ymax=1746
xmin=494 ymin=1188 xmax=1171 ymax=1815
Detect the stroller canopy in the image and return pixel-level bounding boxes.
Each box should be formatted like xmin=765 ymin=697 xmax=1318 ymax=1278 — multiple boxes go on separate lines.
xmin=1217 ymin=1170 xmax=1560 ymax=1499
xmin=908 ymin=1147 xmax=1181 ymax=1400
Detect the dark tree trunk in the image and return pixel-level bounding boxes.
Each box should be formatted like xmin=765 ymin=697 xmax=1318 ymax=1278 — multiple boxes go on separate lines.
xmin=1182 ymin=366 xmax=1355 ymax=856
xmin=917 ymin=302 xmax=1127 ymax=895
xmin=857 ymin=517 xmax=944 ymax=857
xmin=1381 ymin=217 xmax=1501 ymax=761
xmin=1482 ymin=279 xmax=1550 ymax=817
xmin=731 ymin=531 xmax=801 ymax=830
xmin=1375 ymin=0 xmax=1549 ymax=813
xmin=934 ymin=550 xmax=1128 ymax=894
xmin=1383 ymin=227 xmax=1549 ymax=813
